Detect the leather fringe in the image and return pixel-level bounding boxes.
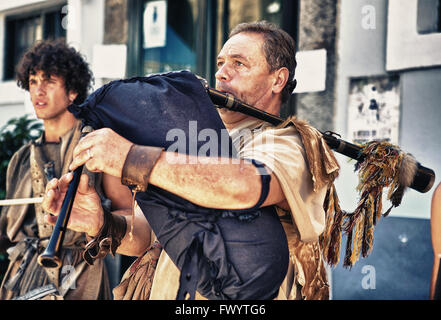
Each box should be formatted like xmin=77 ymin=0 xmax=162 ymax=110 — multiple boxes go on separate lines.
xmin=279 ymin=116 xmax=340 ymax=192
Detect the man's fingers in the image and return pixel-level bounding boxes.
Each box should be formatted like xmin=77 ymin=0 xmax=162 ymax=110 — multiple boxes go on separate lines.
xmin=70 ymin=131 xmax=102 ymax=171
xmin=77 ymin=173 xmax=91 ymax=194
xmin=58 ymin=172 xmax=74 ymax=193
xmin=43 ymin=178 xmax=61 ymax=213
xmin=45 ymin=214 xmax=57 ymax=225
xmin=42 ymin=173 xmax=74 ymax=215
xmin=69 ymin=148 xmax=92 ymax=171
xmin=42 ymin=188 xmax=56 ymax=214
xmin=71 ymin=149 xmax=103 ymax=173
xmin=72 ymin=129 xmax=108 ymax=158
xmin=72 ymin=132 xmax=96 ymax=158
xmin=45 ymin=178 xmax=59 ymax=194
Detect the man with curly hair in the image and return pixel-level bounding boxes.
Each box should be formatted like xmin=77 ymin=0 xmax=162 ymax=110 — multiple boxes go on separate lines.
xmin=0 ymin=39 xmax=132 ymax=300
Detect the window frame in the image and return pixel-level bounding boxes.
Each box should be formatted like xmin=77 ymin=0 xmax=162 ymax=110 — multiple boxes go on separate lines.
xmin=3 ymin=4 xmax=66 ymax=81
xmin=127 ymin=0 xmax=298 ymax=114
xmin=127 ymin=0 xmax=217 ymax=80
xmin=387 ymin=0 xmax=441 ymax=71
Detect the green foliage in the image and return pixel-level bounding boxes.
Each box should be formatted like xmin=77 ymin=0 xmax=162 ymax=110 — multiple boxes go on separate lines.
xmin=0 ymin=115 xmax=42 ymax=283
xmin=0 ymin=114 xmax=43 ymax=200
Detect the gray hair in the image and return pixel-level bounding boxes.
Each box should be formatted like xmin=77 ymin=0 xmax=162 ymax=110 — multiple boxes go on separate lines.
xmin=230 ymin=21 xmax=297 ymax=103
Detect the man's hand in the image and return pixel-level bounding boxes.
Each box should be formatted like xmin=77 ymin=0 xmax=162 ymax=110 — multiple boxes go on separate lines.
xmin=42 ymin=172 xmax=104 ymax=237
xmin=69 ymin=128 xmax=133 ymax=178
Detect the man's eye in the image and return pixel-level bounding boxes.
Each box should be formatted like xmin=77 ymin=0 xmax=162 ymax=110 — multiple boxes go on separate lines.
xmin=235 ymin=61 xmax=244 ymax=67
xmin=217 ymin=61 xmax=224 ymax=68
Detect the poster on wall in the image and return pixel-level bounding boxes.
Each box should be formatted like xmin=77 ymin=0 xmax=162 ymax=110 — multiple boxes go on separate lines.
xmin=143 ymin=0 xmax=167 ymax=49
xmin=347 ymin=76 xmax=400 ymax=145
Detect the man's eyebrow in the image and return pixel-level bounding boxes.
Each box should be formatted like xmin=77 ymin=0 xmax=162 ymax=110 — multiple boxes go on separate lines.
xmin=217 ymin=53 xmax=249 ymax=62
xmin=230 ymin=53 xmax=248 ymax=61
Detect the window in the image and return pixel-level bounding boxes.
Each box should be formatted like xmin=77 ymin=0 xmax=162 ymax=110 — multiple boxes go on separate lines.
xmin=214 ymin=0 xmax=298 ymax=116
xmin=128 ymin=0 xmax=298 ymax=116
xmin=216 ymin=0 xmax=285 ymax=48
xmin=3 ymin=5 xmax=66 ymax=81
xmin=417 ymin=0 xmax=441 ymax=34
xmin=141 ymin=0 xmax=199 ymax=75
xmin=386 ymin=0 xmax=441 ymax=71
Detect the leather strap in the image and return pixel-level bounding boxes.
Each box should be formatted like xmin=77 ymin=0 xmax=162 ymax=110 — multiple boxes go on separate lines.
xmin=121 ymin=144 xmax=163 ymax=192
xmin=82 ymin=208 xmax=127 ymax=265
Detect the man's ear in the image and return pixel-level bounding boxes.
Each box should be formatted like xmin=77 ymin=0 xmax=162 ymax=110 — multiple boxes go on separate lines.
xmin=68 ymin=91 xmax=78 ymax=103
xmin=272 ymin=67 xmax=289 ymax=95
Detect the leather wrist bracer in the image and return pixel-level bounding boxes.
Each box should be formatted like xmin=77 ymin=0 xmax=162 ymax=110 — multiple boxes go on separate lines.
xmin=82 ymin=207 xmax=127 ymax=265
xmin=121 ymin=144 xmax=164 ymax=192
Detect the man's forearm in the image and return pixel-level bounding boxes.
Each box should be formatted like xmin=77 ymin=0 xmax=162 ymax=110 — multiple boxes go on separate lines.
xmin=148 ymin=152 xmax=262 ymax=209
xmin=114 ymin=209 xmax=152 ymax=257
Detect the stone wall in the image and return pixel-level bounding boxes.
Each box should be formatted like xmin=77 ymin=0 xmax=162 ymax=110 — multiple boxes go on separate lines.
xmin=103 ymin=0 xmax=128 ymax=45
xmin=295 ymin=0 xmax=337 ymax=131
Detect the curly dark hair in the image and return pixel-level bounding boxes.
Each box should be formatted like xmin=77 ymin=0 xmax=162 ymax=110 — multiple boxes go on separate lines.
xmin=16 ymin=39 xmax=93 ymax=105
xmin=230 ymin=21 xmax=297 ymax=103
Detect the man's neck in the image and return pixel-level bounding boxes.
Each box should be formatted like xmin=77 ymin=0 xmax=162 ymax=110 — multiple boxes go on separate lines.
xmin=224 ymin=117 xmax=250 ymax=131
xmin=224 ymin=103 xmax=282 ymax=131
xmin=43 ymin=115 xmax=77 ymax=143
xmin=259 ymin=98 xmax=282 ymax=118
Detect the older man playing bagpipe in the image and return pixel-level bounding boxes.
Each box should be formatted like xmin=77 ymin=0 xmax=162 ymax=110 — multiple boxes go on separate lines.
xmin=39 ymin=21 xmax=434 ymax=300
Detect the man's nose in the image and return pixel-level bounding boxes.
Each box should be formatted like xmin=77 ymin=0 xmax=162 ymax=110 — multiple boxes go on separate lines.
xmin=215 ymin=64 xmax=231 ymax=82
xmin=35 ymin=83 xmax=46 ymax=96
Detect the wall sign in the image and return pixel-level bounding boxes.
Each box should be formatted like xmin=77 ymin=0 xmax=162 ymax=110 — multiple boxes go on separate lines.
xmin=347 ymin=76 xmax=400 ymax=145
xmin=293 ymin=49 xmax=327 ymax=93
xmin=143 ymin=0 xmax=167 ymax=49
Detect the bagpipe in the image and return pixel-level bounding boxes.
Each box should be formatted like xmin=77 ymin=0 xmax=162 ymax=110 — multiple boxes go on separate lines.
xmin=33 ymin=70 xmax=434 ymax=298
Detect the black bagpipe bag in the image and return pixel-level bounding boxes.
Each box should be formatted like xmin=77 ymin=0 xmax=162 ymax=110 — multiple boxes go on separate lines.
xmin=68 ymin=70 xmax=289 ymax=300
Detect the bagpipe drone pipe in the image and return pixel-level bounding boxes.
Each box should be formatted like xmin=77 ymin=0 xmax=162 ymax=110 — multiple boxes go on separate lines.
xmin=38 ymin=70 xmax=435 ymax=298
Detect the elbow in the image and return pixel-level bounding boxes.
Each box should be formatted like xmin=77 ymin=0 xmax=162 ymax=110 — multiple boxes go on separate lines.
xmin=133 ymin=246 xmax=149 ymax=258
xmin=125 ymin=239 xmax=150 ymax=258
xmin=227 ymin=176 xmax=261 ymax=210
